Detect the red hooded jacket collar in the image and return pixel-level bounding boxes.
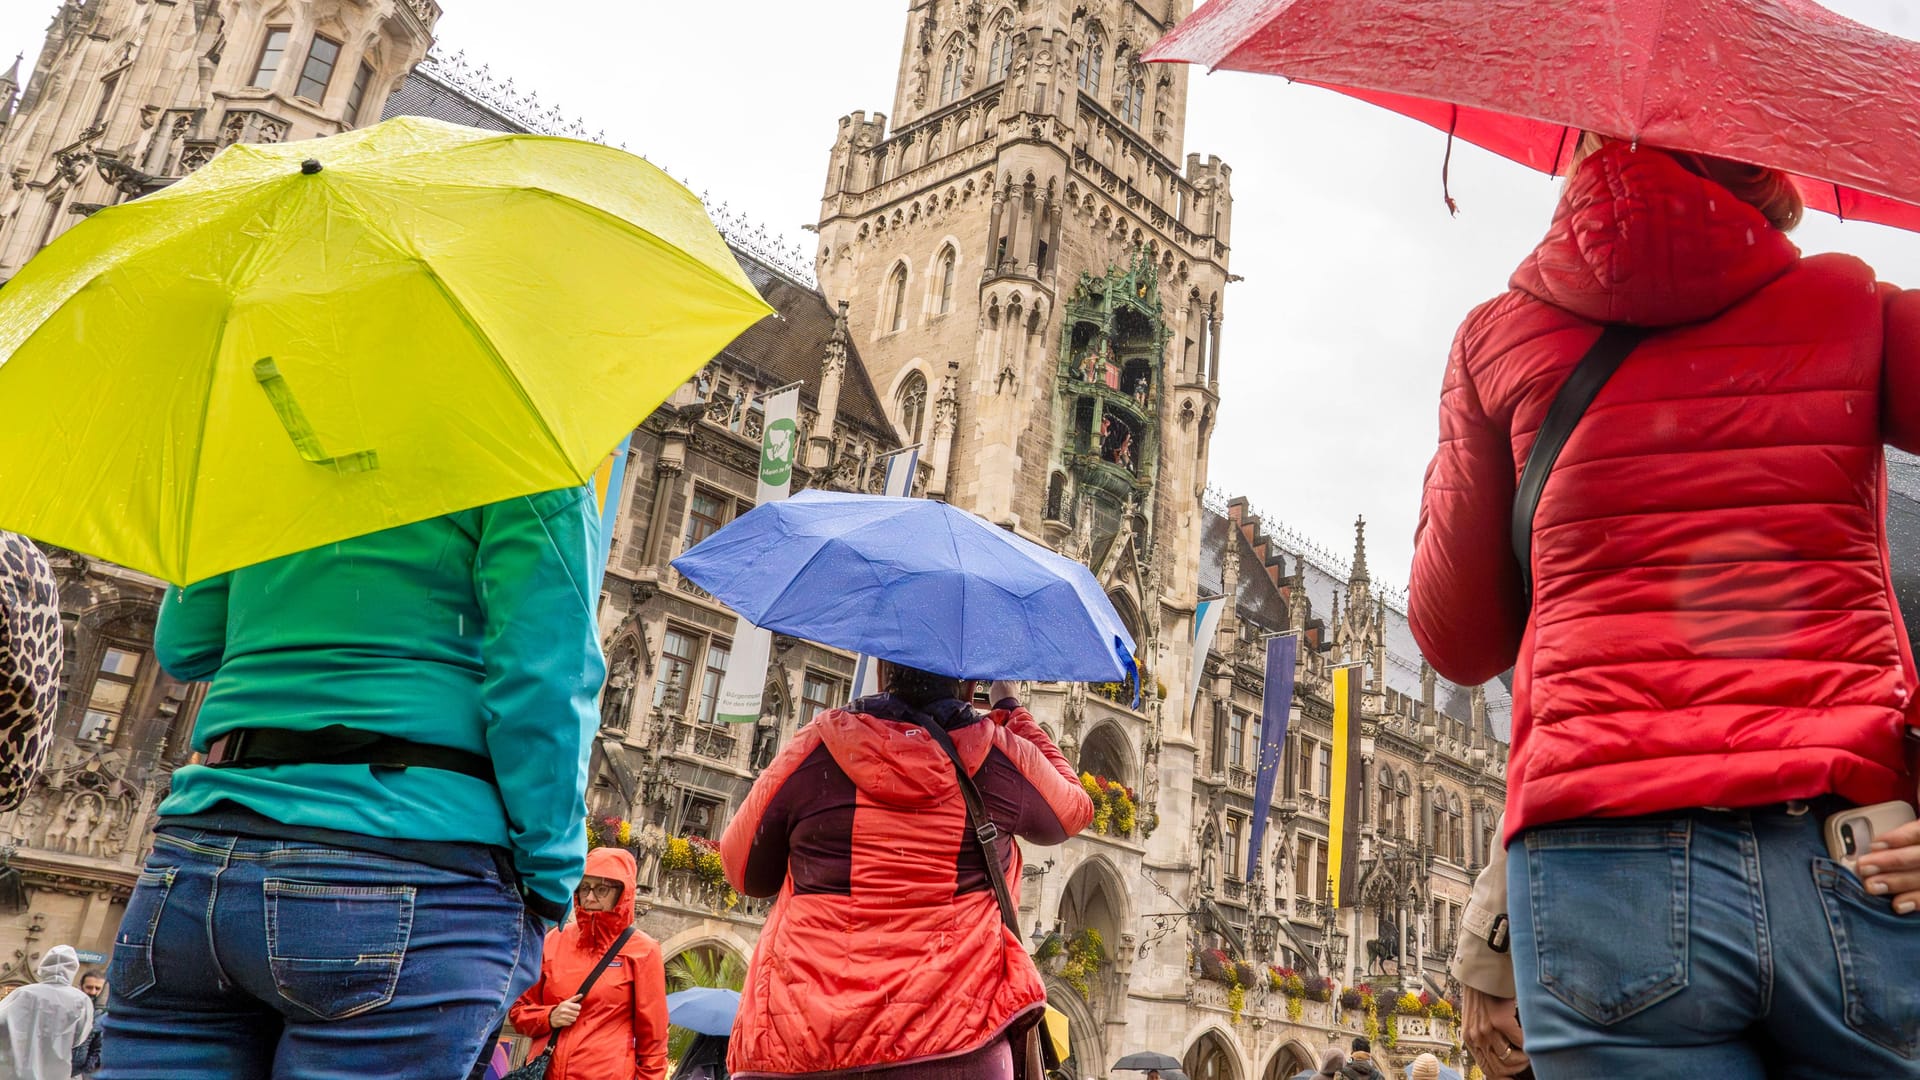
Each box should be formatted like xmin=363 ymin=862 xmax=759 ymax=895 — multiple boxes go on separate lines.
xmin=815 ymin=695 xmax=994 ymax=809
xmin=574 ymin=845 xmax=636 ymax=951
xmin=1510 ymin=142 xmax=1800 ymax=328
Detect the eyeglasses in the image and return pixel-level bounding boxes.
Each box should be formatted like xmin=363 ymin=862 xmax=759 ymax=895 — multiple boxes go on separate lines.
xmin=575 ymin=882 xmax=621 ymax=899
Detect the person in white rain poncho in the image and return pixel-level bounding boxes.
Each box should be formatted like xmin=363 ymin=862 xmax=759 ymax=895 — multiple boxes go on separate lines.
xmin=0 ymin=945 xmax=95 ymax=1080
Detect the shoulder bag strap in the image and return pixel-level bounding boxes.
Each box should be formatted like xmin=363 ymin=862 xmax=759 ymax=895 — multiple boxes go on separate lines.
xmin=1511 ymin=325 xmax=1648 ymax=599
xmin=575 ymin=926 xmax=636 ymax=998
xmin=912 ymin=716 xmax=1020 ymax=933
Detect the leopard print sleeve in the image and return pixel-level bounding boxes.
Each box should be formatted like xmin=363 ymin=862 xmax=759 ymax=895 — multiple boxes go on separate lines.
xmin=0 ymin=531 xmax=61 ymax=813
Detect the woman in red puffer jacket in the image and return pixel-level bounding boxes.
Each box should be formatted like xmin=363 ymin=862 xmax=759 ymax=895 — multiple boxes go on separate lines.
xmin=1410 ymin=136 xmax=1920 ymax=1078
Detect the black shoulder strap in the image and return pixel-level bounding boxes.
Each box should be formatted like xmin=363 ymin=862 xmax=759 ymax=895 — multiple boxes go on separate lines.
xmin=912 ymin=716 xmax=1021 ymax=933
xmin=544 ymin=924 xmax=633 ymax=1053
xmin=1511 ymin=325 xmax=1648 ymax=598
xmin=575 ymin=926 xmax=636 ymax=998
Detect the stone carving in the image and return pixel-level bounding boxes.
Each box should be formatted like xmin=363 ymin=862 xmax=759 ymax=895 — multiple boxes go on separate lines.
xmin=6 ymin=800 xmax=42 ymax=847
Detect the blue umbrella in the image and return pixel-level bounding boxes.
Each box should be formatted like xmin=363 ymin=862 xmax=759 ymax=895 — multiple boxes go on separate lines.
xmin=664 ymin=987 xmax=739 ymax=1037
xmin=672 ymin=491 xmax=1137 ymax=686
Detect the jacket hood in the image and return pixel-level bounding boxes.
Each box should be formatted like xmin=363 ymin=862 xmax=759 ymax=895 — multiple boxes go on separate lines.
xmin=815 ymin=694 xmax=991 ymax=807
xmin=581 ymin=846 xmax=637 ymax=928
xmin=35 ymin=945 xmax=77 ymax=986
xmin=1509 ymin=141 xmax=1799 ymax=327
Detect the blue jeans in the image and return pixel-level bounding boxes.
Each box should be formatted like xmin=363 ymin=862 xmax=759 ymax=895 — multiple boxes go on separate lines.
xmin=99 ymin=829 xmax=542 ymax=1080
xmin=1509 ymin=803 xmax=1920 ymax=1078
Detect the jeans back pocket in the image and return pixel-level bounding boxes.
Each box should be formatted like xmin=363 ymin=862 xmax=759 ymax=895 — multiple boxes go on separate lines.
xmin=264 ymin=879 xmax=416 ymax=1020
xmin=1813 ymin=859 xmax=1920 ymax=1058
xmin=110 ymin=867 xmax=175 ymax=1000
xmin=1525 ymin=821 xmax=1691 ymax=1025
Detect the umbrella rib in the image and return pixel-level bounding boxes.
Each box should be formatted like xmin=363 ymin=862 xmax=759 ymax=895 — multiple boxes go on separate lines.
xmin=520 ymin=183 xmax=764 ymax=306
xmin=322 ymin=185 xmax=578 ymax=476
xmin=407 ymin=257 xmax=575 ymax=474
xmin=177 ymin=297 xmax=240 ymax=580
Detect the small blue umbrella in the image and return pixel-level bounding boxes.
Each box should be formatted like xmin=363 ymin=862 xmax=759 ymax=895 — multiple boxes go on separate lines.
xmin=664 ymin=987 xmax=739 ymax=1037
xmin=672 ymin=491 xmax=1137 ymax=686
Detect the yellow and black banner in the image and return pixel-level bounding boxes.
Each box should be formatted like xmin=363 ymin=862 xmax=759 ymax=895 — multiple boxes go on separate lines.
xmin=1326 ymin=663 xmax=1365 ymax=908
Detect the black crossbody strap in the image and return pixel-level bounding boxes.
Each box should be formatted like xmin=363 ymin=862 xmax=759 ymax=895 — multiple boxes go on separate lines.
xmin=575 ymin=926 xmax=635 ymax=998
xmin=546 ymin=925 xmax=634 ymax=1054
xmin=1511 ymin=325 xmax=1648 ymax=598
xmin=912 ymin=716 xmax=1021 ymax=933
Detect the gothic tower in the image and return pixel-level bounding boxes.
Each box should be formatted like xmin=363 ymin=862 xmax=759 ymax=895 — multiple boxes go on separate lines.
xmin=815 ymin=1 xmax=1233 ymax=1047
xmin=814 ymin=0 xmax=1231 ymax=713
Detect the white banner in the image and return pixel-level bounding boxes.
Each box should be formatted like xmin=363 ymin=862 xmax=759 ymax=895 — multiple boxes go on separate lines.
xmin=715 ymin=385 xmax=801 ymax=724
xmin=1185 ymin=593 xmax=1227 ymax=727
xmin=850 ymin=445 xmax=922 ymax=700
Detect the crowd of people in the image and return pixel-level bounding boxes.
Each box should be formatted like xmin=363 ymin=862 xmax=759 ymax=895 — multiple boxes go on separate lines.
xmin=0 ymin=80 xmax=1915 ymax=1080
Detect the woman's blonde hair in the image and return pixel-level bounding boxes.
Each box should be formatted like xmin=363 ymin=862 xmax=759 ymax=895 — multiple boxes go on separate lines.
xmin=1568 ymin=131 xmax=1805 ymax=232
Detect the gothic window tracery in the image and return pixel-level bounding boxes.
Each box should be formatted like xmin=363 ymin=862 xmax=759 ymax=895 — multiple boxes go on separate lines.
xmin=1077 ymin=37 xmax=1103 ymax=94
xmin=1119 ymin=79 xmax=1145 ymax=126
xmin=896 ymin=370 xmax=928 ymax=444
xmin=988 ymin=21 xmax=1015 ymax=83
xmin=939 ymin=47 xmax=967 ymax=105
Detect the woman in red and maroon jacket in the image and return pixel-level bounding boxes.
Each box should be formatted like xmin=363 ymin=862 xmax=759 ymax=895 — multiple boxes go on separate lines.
xmin=1410 ymin=136 xmax=1920 ymax=1077
xmin=720 ymin=664 xmax=1093 ymax=1079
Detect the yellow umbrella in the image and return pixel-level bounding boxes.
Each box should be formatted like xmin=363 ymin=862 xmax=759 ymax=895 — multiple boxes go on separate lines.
xmin=0 ymin=115 xmax=771 ymax=584
xmin=1043 ymin=1005 xmax=1072 ymax=1064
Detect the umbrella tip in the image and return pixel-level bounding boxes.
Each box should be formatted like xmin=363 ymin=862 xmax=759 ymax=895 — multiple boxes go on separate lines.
xmin=301 ymin=158 xmax=323 ymax=175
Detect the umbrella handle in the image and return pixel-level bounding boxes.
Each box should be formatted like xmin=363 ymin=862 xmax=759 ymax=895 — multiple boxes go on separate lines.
xmin=253 ymin=358 xmax=380 ymax=474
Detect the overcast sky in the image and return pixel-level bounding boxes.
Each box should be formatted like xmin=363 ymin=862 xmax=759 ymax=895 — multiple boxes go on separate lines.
xmin=5 ymin=1 xmax=1917 ymax=590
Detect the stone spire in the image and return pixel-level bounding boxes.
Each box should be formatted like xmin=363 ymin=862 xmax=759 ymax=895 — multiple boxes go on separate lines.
xmin=1350 ymin=515 xmax=1370 ymax=585
xmin=0 ymin=55 xmax=21 ymax=125
xmin=806 ymin=300 xmax=850 ymax=471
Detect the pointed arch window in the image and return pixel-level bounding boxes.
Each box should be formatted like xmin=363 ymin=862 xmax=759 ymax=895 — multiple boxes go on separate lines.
xmin=988 ymin=24 xmax=1015 ymax=83
xmin=896 ymin=371 xmax=928 ymax=443
xmin=1077 ymin=38 xmax=1103 ymax=93
xmin=939 ymin=48 xmax=966 ymax=105
xmin=887 ymin=264 xmax=909 ymax=332
xmin=936 ymin=246 xmax=957 ymax=314
xmin=1119 ymin=79 xmax=1146 ymax=126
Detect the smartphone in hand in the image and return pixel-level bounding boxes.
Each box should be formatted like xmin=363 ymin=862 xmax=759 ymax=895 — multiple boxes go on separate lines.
xmin=1825 ymin=800 xmax=1918 ymax=869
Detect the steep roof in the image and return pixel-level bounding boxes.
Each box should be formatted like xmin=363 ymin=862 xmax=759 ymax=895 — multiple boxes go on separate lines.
xmin=725 ymin=256 xmax=893 ymax=441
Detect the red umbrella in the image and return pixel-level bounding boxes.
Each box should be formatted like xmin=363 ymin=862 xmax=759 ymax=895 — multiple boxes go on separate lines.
xmin=1145 ymin=0 xmax=1920 ymax=231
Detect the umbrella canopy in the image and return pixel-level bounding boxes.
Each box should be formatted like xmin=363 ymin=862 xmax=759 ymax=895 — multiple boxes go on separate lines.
xmin=0 ymin=115 xmax=772 ymax=584
xmin=1042 ymin=1005 xmax=1072 ymax=1065
xmin=672 ymin=491 xmax=1136 ymax=684
xmin=664 ymin=987 xmax=740 ymax=1037
xmin=1114 ymin=1052 xmax=1184 ymax=1072
xmin=1146 ymin=0 xmax=1920 ymax=231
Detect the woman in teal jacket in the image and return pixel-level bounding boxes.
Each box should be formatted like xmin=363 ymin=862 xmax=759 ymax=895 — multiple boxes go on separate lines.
xmin=99 ymin=487 xmax=605 ymax=1080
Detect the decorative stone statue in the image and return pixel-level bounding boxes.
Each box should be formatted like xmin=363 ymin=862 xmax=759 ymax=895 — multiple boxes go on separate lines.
xmin=6 ymin=799 xmax=42 ymax=847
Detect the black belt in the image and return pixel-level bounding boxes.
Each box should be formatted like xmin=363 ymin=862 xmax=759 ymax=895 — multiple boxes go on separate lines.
xmin=203 ymin=725 xmax=496 ymax=785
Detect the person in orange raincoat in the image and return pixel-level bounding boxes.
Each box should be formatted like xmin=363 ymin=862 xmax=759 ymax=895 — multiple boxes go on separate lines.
xmin=510 ymin=847 xmax=668 ymax=1080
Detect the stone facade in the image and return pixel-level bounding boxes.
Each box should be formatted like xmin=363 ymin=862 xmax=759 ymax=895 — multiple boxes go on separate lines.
xmin=0 ymin=0 xmax=439 ymax=282
xmin=0 ymin=3 xmax=1516 ymax=1075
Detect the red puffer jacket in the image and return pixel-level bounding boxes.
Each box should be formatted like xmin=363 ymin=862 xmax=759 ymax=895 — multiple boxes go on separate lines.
xmin=1410 ymin=141 xmax=1920 ymax=840
xmin=720 ymin=695 xmax=1093 ymax=1077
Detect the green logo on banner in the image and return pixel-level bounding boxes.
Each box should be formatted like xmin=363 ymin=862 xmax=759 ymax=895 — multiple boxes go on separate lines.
xmin=760 ymin=418 xmax=798 ymax=487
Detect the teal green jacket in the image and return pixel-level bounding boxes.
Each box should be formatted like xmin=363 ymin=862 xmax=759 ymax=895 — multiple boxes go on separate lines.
xmin=155 ymin=487 xmax=606 ymax=916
